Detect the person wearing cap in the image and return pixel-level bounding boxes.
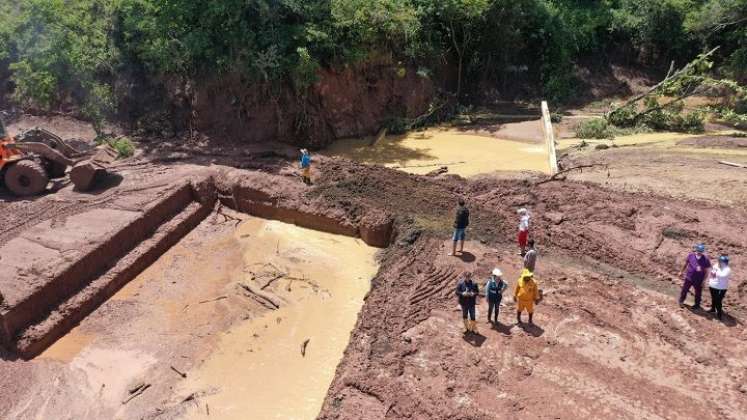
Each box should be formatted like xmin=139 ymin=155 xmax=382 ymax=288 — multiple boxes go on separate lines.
xmin=678 ymin=243 xmax=712 ymax=310
xmin=707 ymin=255 xmax=731 ymax=320
xmin=514 ymin=269 xmax=540 ymax=325
xmin=517 ymin=208 xmax=531 ymax=256
xmin=299 ymin=149 xmax=312 ymax=185
xmin=455 ymin=271 xmax=479 ymax=334
xmin=485 ymin=268 xmax=508 ymax=324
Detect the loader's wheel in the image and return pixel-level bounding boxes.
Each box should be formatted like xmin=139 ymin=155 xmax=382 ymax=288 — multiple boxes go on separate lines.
xmin=4 ymin=160 xmax=49 ymax=196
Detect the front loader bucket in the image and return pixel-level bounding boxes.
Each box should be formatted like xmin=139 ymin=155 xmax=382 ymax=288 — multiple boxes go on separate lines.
xmin=70 ymin=145 xmax=118 ymax=191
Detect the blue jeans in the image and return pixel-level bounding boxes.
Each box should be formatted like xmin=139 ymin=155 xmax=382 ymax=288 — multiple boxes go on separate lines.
xmin=487 ymin=297 xmax=502 ymax=321
xmin=453 ymin=228 xmax=466 ymax=242
xmin=460 ymin=304 xmax=476 ymax=321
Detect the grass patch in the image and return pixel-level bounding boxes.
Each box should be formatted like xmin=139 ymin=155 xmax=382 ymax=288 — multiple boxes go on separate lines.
xmin=576 ymin=118 xmax=613 ymax=139
xmin=95 ymin=135 xmax=136 ymax=158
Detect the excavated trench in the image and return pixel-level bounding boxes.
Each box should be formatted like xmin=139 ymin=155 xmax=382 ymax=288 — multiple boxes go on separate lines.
xmin=0 ymin=172 xmax=393 ymax=360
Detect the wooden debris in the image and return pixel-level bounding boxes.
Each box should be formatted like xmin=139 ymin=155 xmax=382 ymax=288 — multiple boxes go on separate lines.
xmin=718 ymin=160 xmax=747 ymax=169
xmin=301 ymin=338 xmax=310 ymax=357
xmin=170 ymin=365 xmax=187 ymax=378
xmin=198 ymin=295 xmax=228 ymax=304
xmin=239 ymin=282 xmax=282 ymax=309
xmin=369 ymin=127 xmax=388 ymax=146
xmin=122 ymin=383 xmax=151 ymax=405
xmin=534 ymin=164 xmax=607 ymax=185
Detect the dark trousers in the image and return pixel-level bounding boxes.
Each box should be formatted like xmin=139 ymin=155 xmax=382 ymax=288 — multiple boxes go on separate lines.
xmin=709 ymin=287 xmax=727 ymax=318
xmin=487 ymin=297 xmax=502 ymax=322
xmin=679 ymin=277 xmax=703 ymax=307
xmin=461 ymin=304 xmax=476 ymax=321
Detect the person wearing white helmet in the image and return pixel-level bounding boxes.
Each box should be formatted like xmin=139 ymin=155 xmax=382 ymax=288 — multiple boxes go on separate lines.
xmin=485 ymin=268 xmax=507 ymax=324
xmin=708 ymin=255 xmax=731 ymax=320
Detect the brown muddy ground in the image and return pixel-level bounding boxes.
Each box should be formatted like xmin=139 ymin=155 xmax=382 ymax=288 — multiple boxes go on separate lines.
xmin=1 ymin=115 xmax=746 ymax=419
xmin=313 ymin=161 xmax=747 ymax=420
xmin=558 ymin=133 xmax=747 ymax=208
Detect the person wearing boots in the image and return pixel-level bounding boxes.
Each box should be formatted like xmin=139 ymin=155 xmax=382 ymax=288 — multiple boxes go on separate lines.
xmin=456 ymin=271 xmax=479 ymax=334
xmin=514 ymin=269 xmax=540 ymax=325
xmin=485 ymin=268 xmax=507 ymax=324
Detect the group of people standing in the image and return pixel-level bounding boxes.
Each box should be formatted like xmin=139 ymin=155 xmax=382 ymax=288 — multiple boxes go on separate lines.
xmin=451 ymin=199 xmax=735 ymax=336
xmin=678 ymin=243 xmax=732 ymax=320
xmin=453 ymin=200 xmax=542 ymax=333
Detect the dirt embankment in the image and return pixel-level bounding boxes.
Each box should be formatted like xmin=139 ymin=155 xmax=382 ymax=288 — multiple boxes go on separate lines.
xmin=176 ymin=61 xmax=434 ymax=149
xmin=311 ymin=159 xmax=746 ymax=306
xmin=309 ymin=160 xmax=747 ymax=420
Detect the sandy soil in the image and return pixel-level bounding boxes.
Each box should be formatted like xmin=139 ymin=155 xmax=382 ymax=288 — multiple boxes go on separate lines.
xmin=557 ymin=132 xmax=747 ymax=207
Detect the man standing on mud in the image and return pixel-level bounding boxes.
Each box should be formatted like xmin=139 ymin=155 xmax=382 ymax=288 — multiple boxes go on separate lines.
xmin=299 ymin=148 xmax=312 ymax=185
xmin=449 ymin=199 xmax=469 ymax=256
xmin=517 ymin=208 xmax=530 ymax=256
xmin=523 ymin=239 xmax=538 ymax=273
xmin=485 ymin=268 xmax=507 ymax=324
xmin=678 ymin=243 xmax=711 ymax=310
xmin=456 ymin=271 xmax=479 ymax=334
xmin=514 ymin=269 xmax=540 ymax=325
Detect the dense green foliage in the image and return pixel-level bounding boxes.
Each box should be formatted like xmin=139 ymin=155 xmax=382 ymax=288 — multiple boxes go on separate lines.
xmin=0 ymin=0 xmax=745 ymax=126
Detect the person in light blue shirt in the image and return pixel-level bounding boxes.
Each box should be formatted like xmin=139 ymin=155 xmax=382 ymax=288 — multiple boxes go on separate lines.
xmin=299 ymin=148 xmax=312 ymax=185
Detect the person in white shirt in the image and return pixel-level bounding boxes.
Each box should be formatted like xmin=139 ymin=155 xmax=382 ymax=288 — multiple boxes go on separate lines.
xmin=708 ymin=255 xmax=731 ymax=320
xmin=517 ymin=208 xmax=530 ymax=256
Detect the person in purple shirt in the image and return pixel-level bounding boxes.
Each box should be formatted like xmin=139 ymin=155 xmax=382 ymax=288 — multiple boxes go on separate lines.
xmin=678 ymin=243 xmax=711 ymax=310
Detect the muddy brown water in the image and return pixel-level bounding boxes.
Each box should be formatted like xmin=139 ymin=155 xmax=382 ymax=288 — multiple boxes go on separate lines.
xmin=326 ymin=127 xmax=551 ymax=177
xmin=33 ymin=216 xmax=378 ymax=420
xmin=178 ymin=217 xmax=379 ymax=420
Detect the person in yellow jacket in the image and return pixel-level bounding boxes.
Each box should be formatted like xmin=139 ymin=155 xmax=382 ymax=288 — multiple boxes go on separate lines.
xmin=514 ymin=269 xmax=541 ymax=325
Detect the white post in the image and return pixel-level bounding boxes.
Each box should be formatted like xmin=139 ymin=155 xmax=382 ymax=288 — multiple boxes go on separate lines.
xmin=541 ymin=101 xmax=559 ymax=174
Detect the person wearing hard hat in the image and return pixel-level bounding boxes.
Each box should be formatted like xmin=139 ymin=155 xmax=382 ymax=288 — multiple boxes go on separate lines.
xmin=707 ymin=255 xmax=731 ymax=320
xmin=514 ymin=269 xmax=540 ymax=325
xmin=485 ymin=268 xmax=507 ymax=324
xmin=678 ymin=243 xmax=711 ymax=310
xmin=455 ymin=271 xmax=479 ymax=334
xmin=299 ymin=148 xmax=312 ymax=185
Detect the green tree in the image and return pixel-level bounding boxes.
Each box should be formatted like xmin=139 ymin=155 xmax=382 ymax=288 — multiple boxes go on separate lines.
xmin=415 ymin=0 xmax=492 ymax=99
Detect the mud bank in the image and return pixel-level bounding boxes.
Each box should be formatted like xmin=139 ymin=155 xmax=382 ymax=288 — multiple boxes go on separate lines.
xmin=0 ymin=166 xmax=393 ymax=358
xmin=0 ymin=179 xmax=216 ymax=358
xmin=186 ymin=61 xmax=434 ymax=148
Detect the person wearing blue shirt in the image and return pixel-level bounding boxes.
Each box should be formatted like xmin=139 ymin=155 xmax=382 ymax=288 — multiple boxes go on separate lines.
xmin=299 ymin=148 xmax=312 ymax=185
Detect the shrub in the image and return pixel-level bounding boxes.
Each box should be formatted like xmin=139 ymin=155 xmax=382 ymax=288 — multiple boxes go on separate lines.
xmin=96 ymin=136 xmax=136 ymax=158
xmin=576 ymin=118 xmax=613 ymax=139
